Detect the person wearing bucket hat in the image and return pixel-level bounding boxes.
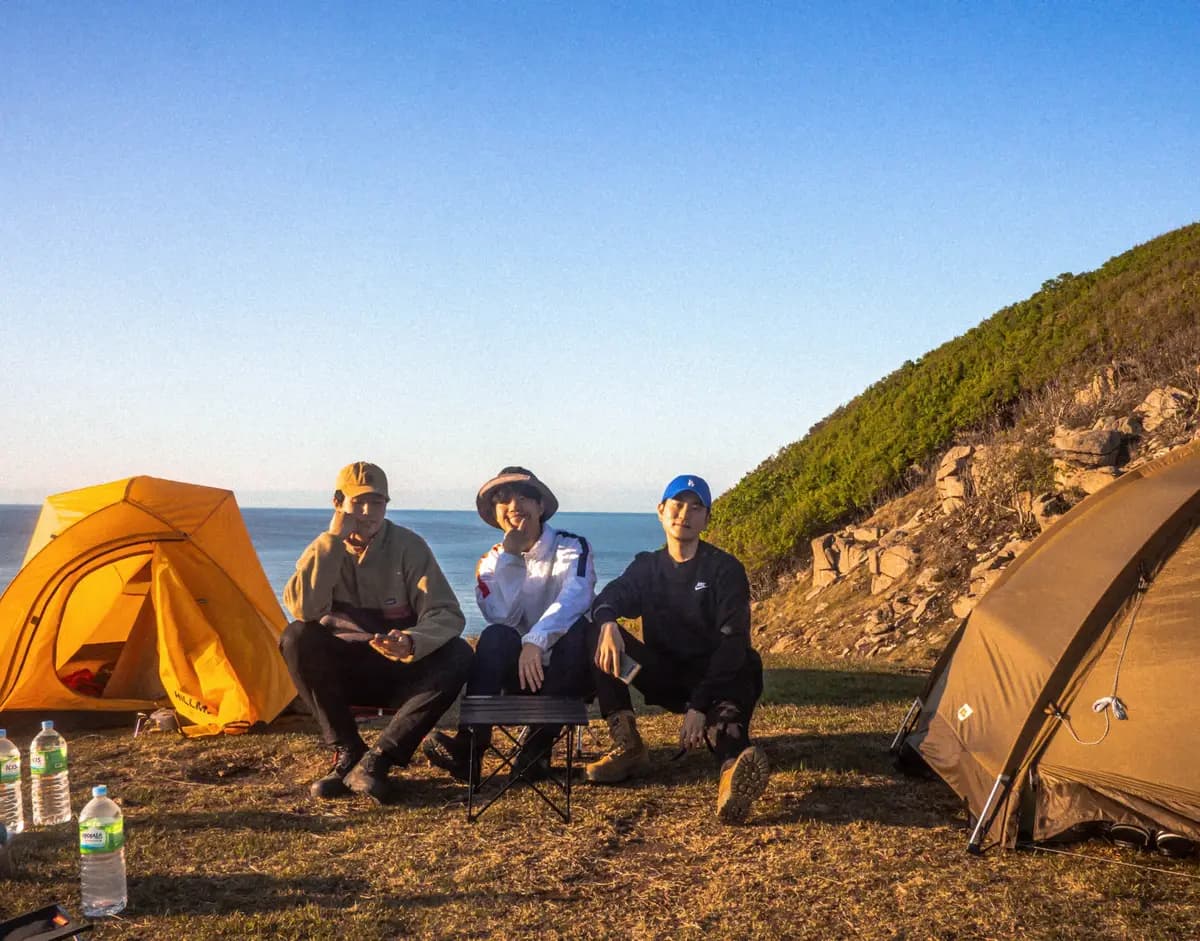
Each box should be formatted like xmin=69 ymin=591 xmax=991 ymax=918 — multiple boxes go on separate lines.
xmin=583 ymin=474 xmax=770 ymax=824
xmin=423 ymin=466 xmax=595 ymax=783
xmin=280 ymin=461 xmax=472 ymax=804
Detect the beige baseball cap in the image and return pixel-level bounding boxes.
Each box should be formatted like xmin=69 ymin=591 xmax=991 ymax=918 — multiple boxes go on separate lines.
xmin=335 ymin=461 xmax=389 ymax=501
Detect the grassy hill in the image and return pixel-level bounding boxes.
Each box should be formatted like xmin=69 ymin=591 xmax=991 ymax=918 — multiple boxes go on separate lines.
xmin=708 ymin=222 xmax=1200 ymax=586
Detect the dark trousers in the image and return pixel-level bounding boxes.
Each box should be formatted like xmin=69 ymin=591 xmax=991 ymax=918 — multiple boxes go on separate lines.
xmin=461 ymin=618 xmax=591 ymax=752
xmin=280 ymin=620 xmax=473 ymax=763
xmin=584 ymin=620 xmax=763 ymax=765
xmin=467 ymin=618 xmax=591 ymax=698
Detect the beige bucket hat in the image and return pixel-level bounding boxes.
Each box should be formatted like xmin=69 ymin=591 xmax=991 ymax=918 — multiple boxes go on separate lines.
xmin=475 ymin=466 xmax=559 ymax=528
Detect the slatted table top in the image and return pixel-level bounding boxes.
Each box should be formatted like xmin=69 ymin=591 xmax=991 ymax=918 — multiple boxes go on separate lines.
xmin=458 ymin=695 xmax=589 ymax=726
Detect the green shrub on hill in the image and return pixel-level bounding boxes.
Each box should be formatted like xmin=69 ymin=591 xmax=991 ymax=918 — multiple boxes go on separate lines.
xmin=709 ymin=223 xmax=1200 ymax=587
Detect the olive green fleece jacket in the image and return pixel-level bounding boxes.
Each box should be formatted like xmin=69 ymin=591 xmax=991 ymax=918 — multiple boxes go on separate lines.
xmin=283 ymin=520 xmax=465 ymax=662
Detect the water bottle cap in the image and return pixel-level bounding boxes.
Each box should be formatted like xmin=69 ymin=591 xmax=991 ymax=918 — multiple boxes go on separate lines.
xmin=0 ymin=729 xmax=5 ymax=738
xmin=92 ymin=785 xmax=107 ymax=797
xmin=41 ymin=720 xmax=54 ymax=730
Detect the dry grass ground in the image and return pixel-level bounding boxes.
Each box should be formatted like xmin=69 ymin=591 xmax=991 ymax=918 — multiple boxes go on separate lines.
xmin=4 ymin=655 xmax=1199 ymax=940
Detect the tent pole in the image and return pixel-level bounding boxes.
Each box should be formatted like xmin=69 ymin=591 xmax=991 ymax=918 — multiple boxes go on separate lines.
xmin=889 ymin=697 xmax=923 ymax=752
xmin=967 ymin=773 xmax=1012 ymax=855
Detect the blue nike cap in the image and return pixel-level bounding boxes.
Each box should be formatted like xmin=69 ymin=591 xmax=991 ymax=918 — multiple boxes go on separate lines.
xmin=660 ymin=474 xmax=712 ymax=509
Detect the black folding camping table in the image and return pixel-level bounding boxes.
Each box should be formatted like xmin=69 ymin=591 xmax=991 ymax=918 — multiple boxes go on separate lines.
xmin=457 ymin=695 xmax=590 ymax=823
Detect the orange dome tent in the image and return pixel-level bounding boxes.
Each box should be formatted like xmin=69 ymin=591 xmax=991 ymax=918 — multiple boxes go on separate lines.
xmin=0 ymin=477 xmax=295 ymax=735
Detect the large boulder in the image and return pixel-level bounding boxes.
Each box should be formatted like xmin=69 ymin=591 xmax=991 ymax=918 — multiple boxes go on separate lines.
xmin=811 ymin=534 xmax=840 ymax=588
xmin=1055 ymin=463 xmax=1122 ymax=495
xmin=1134 ymin=386 xmax=1194 ymax=434
xmin=1050 ymin=425 xmax=1123 ymax=468
xmin=936 ymin=445 xmax=975 ymax=514
xmin=1031 ymin=491 xmax=1069 ymax=531
xmin=841 ymin=542 xmax=872 ymax=573
xmin=811 ymin=527 xmax=887 ymax=591
xmin=1092 ymin=414 xmax=1142 ymax=439
xmin=869 ymin=544 xmax=918 ymax=595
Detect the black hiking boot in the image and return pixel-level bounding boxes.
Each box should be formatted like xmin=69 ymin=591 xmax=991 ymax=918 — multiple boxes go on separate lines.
xmin=422 ymin=730 xmax=483 ymax=783
xmin=511 ymin=726 xmax=556 ymax=783
xmin=310 ymin=741 xmax=367 ymax=799
xmin=344 ymin=748 xmax=397 ymax=805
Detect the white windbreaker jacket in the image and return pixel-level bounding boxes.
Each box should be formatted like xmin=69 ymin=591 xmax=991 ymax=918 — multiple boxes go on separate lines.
xmin=475 ymin=524 xmax=596 ymax=654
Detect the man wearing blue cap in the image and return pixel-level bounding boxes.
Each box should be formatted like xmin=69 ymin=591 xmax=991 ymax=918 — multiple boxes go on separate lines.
xmin=584 ymin=474 xmax=769 ymax=824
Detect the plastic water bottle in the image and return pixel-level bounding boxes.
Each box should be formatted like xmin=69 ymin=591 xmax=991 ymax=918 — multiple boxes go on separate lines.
xmin=30 ymin=720 xmax=72 ymax=826
xmin=79 ymin=785 xmax=127 ymax=917
xmin=0 ymin=729 xmax=24 ymax=834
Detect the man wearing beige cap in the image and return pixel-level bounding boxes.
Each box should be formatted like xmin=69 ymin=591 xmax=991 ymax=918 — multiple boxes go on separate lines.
xmin=280 ymin=461 xmax=472 ymax=803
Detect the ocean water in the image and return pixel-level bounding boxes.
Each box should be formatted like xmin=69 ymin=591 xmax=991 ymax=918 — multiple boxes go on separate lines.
xmin=0 ymin=505 xmax=662 ymax=636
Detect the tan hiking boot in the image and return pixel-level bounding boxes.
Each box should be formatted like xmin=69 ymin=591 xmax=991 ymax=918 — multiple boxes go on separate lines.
xmin=585 ymin=710 xmax=651 ymax=784
xmin=716 ymin=745 xmax=770 ymax=824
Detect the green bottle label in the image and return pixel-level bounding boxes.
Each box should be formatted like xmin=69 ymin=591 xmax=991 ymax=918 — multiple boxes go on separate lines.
xmin=31 ymin=746 xmax=68 ymax=775
xmin=79 ymin=817 xmax=125 ymax=854
xmin=0 ymin=757 xmax=18 ymax=784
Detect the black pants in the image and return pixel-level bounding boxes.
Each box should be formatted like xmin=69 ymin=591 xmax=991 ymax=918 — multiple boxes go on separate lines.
xmin=585 ymin=620 xmax=763 ymax=766
xmin=466 ymin=618 xmax=591 ymax=698
xmin=280 ymin=620 xmax=473 ymax=763
xmin=459 ymin=618 xmax=591 ymax=752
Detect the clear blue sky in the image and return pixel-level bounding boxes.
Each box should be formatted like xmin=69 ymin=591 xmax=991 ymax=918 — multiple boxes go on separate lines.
xmin=2 ymin=2 xmax=1197 ymax=510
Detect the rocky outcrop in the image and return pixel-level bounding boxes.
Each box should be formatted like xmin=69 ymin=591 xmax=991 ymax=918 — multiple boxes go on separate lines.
xmin=950 ymin=539 xmax=1029 ymax=619
xmin=1092 ymin=414 xmax=1141 ymax=439
xmin=1054 ymin=464 xmax=1122 ymax=495
xmin=811 ymin=534 xmax=840 ymax=588
xmin=809 ymin=521 xmax=921 ymax=595
xmin=869 ymin=544 xmax=918 ymax=595
xmin=757 ymin=365 xmax=1200 ymax=667
xmin=1135 ymin=386 xmax=1194 ymax=433
xmin=1030 ymin=491 xmax=1069 ymax=531
xmin=1074 ymin=365 xmax=1122 ymax=406
xmin=1050 ymin=426 xmax=1123 ymax=467
xmin=936 ymin=445 xmax=974 ymax=514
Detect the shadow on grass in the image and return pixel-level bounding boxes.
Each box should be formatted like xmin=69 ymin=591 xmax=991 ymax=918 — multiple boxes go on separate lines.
xmin=761 ymin=667 xmax=925 ymax=708
xmin=129 ymin=872 xmax=370 ymax=916
xmin=136 ymin=809 xmax=354 ymax=834
xmin=641 ymin=730 xmax=903 ymax=783
xmin=753 ymin=730 xmax=900 ymax=775
xmin=0 ymin=710 xmax=319 ymax=739
xmin=755 ymin=780 xmax=963 ymax=829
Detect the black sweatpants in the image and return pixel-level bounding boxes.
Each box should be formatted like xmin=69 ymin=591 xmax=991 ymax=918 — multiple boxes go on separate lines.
xmin=280 ymin=619 xmax=473 ymax=763
xmin=585 ymin=620 xmax=763 ymax=766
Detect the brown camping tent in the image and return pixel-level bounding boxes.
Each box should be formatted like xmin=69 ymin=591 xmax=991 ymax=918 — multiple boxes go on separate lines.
xmin=893 ymin=441 xmax=1200 ymax=853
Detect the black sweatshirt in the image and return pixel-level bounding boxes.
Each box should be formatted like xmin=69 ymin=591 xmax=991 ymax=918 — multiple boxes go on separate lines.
xmin=591 ymin=540 xmax=753 ymax=712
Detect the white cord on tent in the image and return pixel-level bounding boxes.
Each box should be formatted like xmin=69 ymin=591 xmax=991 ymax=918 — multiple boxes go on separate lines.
xmin=1054 ymin=701 xmax=1111 ymax=746
xmin=1056 ymin=568 xmax=1148 ymax=746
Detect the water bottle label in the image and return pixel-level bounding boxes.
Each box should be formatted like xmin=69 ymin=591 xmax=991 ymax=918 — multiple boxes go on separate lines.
xmin=0 ymin=757 xmax=18 ymax=783
xmin=31 ymin=747 xmax=68 ymax=775
xmin=80 ymin=818 xmax=124 ymax=854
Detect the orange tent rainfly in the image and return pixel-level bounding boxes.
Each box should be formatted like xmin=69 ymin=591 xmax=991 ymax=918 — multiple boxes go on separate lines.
xmin=0 ymin=477 xmax=295 ymax=735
